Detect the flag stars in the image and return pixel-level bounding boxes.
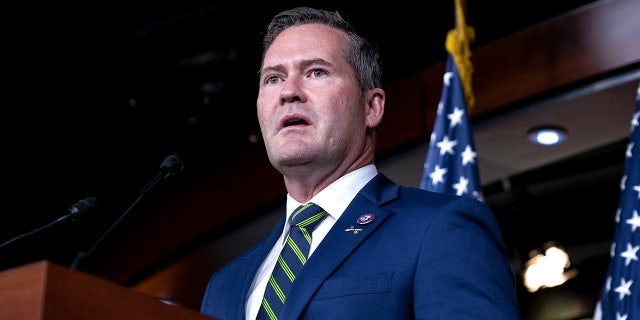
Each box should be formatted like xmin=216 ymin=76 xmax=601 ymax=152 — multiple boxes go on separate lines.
xmin=613 ymin=278 xmax=633 ymax=301
xmin=625 ymin=210 xmax=640 ymax=232
xmin=633 ymin=184 xmax=640 ymax=199
xmin=447 ymin=107 xmax=465 ymax=128
xmin=461 ymin=145 xmax=477 ymax=166
xmin=419 ymin=56 xmax=482 ymax=202
xmin=620 ymin=243 xmax=639 ymax=266
xmin=453 ymin=176 xmax=470 ymax=196
xmin=443 ymin=71 xmax=454 ymax=86
xmin=429 ymin=165 xmax=447 ymax=185
xmin=597 ymin=84 xmax=640 ymax=318
xmin=436 ymin=136 xmax=457 ymax=156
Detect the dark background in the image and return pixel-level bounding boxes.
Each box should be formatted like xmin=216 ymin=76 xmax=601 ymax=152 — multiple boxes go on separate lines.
xmin=2 ymin=0 xmax=598 ymax=248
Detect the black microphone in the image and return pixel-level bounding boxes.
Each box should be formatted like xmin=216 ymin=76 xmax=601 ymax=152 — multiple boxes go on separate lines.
xmin=0 ymin=197 xmax=99 ymax=250
xmin=69 ymin=197 xmax=100 ymax=216
xmin=70 ymin=154 xmax=184 ymax=270
xmin=159 ymin=153 xmax=184 ymax=177
xmin=140 ymin=153 xmax=185 ymax=194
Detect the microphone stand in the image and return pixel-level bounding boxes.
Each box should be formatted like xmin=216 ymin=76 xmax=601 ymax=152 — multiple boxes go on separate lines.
xmin=0 ymin=197 xmax=98 ymax=250
xmin=70 ymin=154 xmax=183 ymax=270
xmin=0 ymin=213 xmax=75 ymax=250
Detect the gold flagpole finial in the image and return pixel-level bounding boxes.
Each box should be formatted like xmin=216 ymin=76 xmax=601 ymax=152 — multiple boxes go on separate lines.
xmin=446 ymin=0 xmax=475 ymax=111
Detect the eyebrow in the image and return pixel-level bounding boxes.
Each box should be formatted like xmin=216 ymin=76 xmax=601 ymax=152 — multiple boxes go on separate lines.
xmin=260 ymin=58 xmax=333 ymax=77
xmin=300 ymin=58 xmax=332 ymax=70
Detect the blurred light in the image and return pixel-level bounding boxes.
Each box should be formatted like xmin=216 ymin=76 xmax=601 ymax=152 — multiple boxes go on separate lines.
xmin=160 ymin=299 xmax=177 ymax=305
xmin=248 ymin=134 xmax=260 ymax=144
xmin=523 ymin=242 xmax=578 ymax=292
xmin=128 ymin=98 xmax=137 ymax=108
xmin=527 ymin=126 xmax=567 ymax=146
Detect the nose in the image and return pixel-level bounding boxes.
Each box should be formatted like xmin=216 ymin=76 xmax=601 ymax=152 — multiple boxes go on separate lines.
xmin=279 ymin=77 xmax=305 ymax=104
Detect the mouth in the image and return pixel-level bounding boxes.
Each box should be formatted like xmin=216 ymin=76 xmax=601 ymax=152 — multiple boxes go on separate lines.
xmin=280 ymin=114 xmax=311 ymax=129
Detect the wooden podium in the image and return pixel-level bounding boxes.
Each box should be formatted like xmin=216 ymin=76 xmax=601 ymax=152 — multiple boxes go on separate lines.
xmin=0 ymin=260 xmax=216 ymax=320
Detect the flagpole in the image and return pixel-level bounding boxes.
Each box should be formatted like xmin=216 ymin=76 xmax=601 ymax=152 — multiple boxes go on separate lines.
xmin=456 ymin=0 xmax=467 ymax=31
xmin=448 ymin=0 xmax=475 ymax=112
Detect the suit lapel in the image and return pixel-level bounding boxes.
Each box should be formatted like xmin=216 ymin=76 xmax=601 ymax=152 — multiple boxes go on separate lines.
xmin=234 ymin=216 xmax=287 ymax=318
xmin=280 ymin=173 xmax=400 ymax=318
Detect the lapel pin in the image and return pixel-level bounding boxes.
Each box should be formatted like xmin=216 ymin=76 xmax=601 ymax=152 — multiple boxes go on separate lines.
xmin=357 ymin=213 xmax=375 ymax=225
xmin=345 ymin=226 xmax=363 ymax=234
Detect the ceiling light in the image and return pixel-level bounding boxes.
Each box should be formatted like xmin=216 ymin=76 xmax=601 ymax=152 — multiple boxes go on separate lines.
xmin=527 ymin=126 xmax=567 ymax=146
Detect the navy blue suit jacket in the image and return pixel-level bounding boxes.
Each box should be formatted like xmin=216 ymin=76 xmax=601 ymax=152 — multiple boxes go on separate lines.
xmin=201 ymin=173 xmax=520 ymax=319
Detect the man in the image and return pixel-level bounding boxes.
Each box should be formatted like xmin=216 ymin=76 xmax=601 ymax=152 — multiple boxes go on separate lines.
xmin=201 ymin=6 xmax=520 ymax=319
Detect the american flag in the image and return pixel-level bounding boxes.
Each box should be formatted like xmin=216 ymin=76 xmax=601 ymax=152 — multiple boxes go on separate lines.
xmin=593 ymin=81 xmax=640 ymax=320
xmin=419 ymin=54 xmax=483 ymax=202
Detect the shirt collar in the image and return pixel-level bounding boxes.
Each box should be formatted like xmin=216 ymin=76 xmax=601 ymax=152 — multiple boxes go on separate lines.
xmin=286 ymin=164 xmax=378 ymax=222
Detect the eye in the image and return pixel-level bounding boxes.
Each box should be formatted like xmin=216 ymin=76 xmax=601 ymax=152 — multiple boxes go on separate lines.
xmin=309 ymin=69 xmax=327 ymax=78
xmin=266 ymin=75 xmax=281 ymax=85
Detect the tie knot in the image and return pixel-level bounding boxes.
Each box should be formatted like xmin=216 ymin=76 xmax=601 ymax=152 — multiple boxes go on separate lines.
xmin=289 ymin=203 xmax=326 ymax=231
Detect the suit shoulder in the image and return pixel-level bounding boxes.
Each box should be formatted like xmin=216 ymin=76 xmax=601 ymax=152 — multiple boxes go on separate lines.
xmin=400 ymin=185 xmax=483 ymax=204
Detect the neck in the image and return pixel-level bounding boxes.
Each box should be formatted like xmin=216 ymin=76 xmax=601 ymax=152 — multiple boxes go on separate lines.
xmin=282 ymin=158 xmax=373 ymax=203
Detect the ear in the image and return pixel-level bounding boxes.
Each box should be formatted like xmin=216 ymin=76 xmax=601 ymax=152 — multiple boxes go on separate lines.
xmin=365 ymin=88 xmax=385 ymax=129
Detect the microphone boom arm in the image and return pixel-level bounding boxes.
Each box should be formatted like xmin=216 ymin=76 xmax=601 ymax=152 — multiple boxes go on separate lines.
xmin=69 ymin=154 xmax=183 ymax=270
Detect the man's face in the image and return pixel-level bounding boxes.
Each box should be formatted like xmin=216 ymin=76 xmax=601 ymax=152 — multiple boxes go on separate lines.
xmin=256 ymin=24 xmax=368 ymax=172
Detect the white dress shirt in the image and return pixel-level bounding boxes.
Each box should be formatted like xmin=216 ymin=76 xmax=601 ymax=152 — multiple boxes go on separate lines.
xmin=244 ymin=164 xmax=378 ymax=320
